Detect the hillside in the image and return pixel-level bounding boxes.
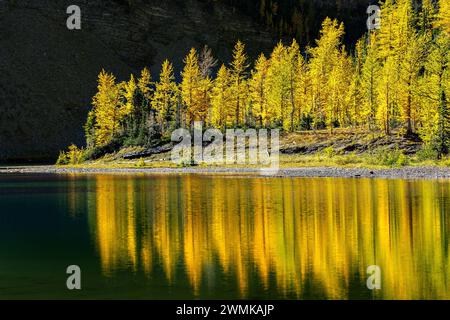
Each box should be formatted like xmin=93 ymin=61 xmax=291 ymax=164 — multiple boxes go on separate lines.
xmin=0 ymin=0 xmax=276 ymax=161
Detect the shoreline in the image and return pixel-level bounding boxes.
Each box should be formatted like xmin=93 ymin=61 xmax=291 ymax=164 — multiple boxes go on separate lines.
xmin=0 ymin=165 xmax=449 ymax=179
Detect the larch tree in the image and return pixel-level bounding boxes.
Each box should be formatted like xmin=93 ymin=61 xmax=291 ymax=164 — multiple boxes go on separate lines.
xmin=393 ymin=0 xmax=424 ymax=136
xmin=345 ymin=38 xmax=364 ymax=127
xmin=92 ymin=70 xmax=123 ymax=146
xmin=138 ymin=67 xmax=153 ymax=102
xmin=198 ymin=46 xmax=217 ymax=126
xmin=249 ymin=54 xmax=270 ymax=128
xmin=211 ymin=65 xmax=232 ymax=128
xmin=308 ymin=18 xmax=345 ymax=130
xmin=376 ymin=0 xmax=405 ymax=134
xmin=84 ymin=110 xmax=96 ymax=149
xmin=230 ymin=40 xmax=249 ymax=126
xmin=285 ymin=39 xmax=302 ymax=131
xmin=122 ymin=74 xmax=137 ymax=115
xmin=361 ymin=34 xmax=381 ymax=131
xmin=294 ymin=53 xmax=309 ymax=129
xmin=377 ymin=56 xmax=397 ymax=135
xmin=119 ymin=74 xmax=139 ymax=140
xmin=152 ymin=60 xmax=179 ymax=134
xmin=327 ymin=48 xmax=352 ymax=131
xmin=378 ymin=0 xmax=400 ymax=60
xmin=437 ymin=0 xmax=450 ymax=34
xmin=419 ymin=31 xmax=450 ymax=156
xmin=418 ymin=0 xmax=436 ymax=35
xmin=266 ymin=42 xmax=289 ymax=128
xmin=199 ymin=45 xmax=218 ymax=79
xmin=398 ymin=31 xmax=426 ymax=136
xmin=181 ymin=48 xmax=203 ymax=126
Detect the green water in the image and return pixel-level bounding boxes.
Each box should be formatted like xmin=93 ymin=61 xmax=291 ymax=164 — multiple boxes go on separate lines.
xmin=0 ymin=173 xmax=449 ymax=299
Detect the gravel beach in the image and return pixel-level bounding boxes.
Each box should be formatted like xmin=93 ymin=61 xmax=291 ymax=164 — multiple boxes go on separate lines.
xmin=0 ymin=166 xmax=449 ymax=179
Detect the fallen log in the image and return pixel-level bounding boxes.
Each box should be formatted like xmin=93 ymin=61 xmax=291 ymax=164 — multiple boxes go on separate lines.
xmin=122 ymin=144 xmax=174 ymax=160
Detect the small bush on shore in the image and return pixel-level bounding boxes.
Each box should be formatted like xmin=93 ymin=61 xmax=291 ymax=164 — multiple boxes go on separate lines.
xmin=416 ymin=144 xmax=439 ymax=161
xmin=322 ymin=146 xmax=335 ymax=158
xmin=177 ymin=159 xmax=199 ymax=167
xmin=136 ymin=157 xmax=146 ymax=168
xmin=396 ymin=153 xmax=409 ymax=167
xmin=334 ymin=153 xmax=362 ymax=165
xmin=56 ymin=144 xmax=86 ymax=165
xmin=368 ymin=146 xmax=408 ymax=167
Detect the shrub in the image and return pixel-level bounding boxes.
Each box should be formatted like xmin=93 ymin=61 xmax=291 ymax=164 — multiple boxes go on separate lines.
xmin=322 ymin=146 xmax=335 ymax=158
xmin=56 ymin=151 xmax=69 ymax=165
xmin=396 ymin=153 xmax=409 ymax=167
xmin=368 ymin=146 xmax=407 ymax=167
xmin=313 ymin=119 xmax=327 ymax=130
xmin=334 ymin=153 xmax=361 ymax=165
xmin=56 ymin=144 xmax=85 ymax=165
xmin=136 ymin=157 xmax=146 ymax=168
xmin=443 ymin=157 xmax=450 ymax=167
xmin=178 ymin=159 xmax=198 ymax=167
xmin=300 ymin=114 xmax=313 ymax=130
xmin=416 ymin=144 xmax=439 ymax=161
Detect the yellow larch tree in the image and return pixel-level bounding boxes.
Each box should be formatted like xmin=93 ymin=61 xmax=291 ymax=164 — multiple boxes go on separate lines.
xmin=437 ymin=0 xmax=450 ymax=34
xmin=345 ymin=38 xmax=364 ymax=127
xmin=138 ymin=67 xmax=153 ymax=101
xmin=294 ymin=53 xmax=309 ymax=129
xmin=92 ymin=69 xmax=123 ymax=146
xmin=152 ymin=60 xmax=179 ymax=132
xmin=361 ymin=34 xmax=381 ymax=131
xmin=285 ymin=39 xmax=302 ymax=131
xmin=249 ymin=54 xmax=269 ymax=127
xmin=377 ymin=56 xmax=397 ymax=135
xmin=398 ymin=31 xmax=426 ymax=135
xmin=181 ymin=48 xmax=203 ymax=126
xmin=121 ymin=74 xmax=137 ymax=115
xmin=418 ymin=30 xmax=450 ymax=156
xmin=308 ymin=18 xmax=345 ymax=130
xmin=266 ymin=42 xmax=288 ymax=128
xmin=211 ymin=65 xmax=232 ymax=128
xmin=230 ymin=40 xmax=249 ymax=126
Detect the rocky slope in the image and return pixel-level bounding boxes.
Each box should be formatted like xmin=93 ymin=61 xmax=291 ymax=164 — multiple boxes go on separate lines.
xmin=0 ymin=0 xmax=276 ymax=161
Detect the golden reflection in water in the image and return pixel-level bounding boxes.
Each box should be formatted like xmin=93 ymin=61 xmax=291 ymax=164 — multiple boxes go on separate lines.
xmin=88 ymin=175 xmax=450 ymax=299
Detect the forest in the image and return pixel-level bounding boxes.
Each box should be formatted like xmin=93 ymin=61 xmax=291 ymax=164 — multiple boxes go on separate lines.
xmin=58 ymin=0 xmax=450 ymax=165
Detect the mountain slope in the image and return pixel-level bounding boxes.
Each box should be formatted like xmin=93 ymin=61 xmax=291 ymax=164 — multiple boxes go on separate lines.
xmin=0 ymin=0 xmax=276 ymax=161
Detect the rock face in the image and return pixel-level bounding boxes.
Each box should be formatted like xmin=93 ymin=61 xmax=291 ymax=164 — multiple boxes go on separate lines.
xmin=0 ymin=0 xmax=276 ymax=162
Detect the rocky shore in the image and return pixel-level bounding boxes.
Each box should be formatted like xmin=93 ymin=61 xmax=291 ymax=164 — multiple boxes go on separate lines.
xmin=1 ymin=166 xmax=449 ymax=179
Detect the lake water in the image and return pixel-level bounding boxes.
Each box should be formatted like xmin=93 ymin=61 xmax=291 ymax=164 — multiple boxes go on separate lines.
xmin=0 ymin=173 xmax=449 ymax=299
